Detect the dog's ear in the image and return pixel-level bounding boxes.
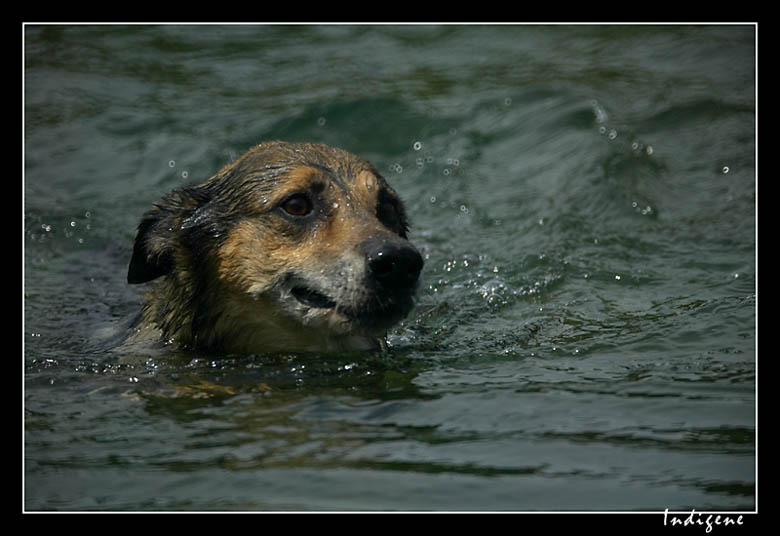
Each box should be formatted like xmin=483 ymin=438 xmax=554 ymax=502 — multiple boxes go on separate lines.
xmin=127 ymin=187 xmax=221 ymax=284
xmin=127 ymin=204 xmax=177 ymax=284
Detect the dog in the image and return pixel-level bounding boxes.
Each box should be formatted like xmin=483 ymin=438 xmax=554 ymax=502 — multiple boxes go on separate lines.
xmin=126 ymin=141 xmax=424 ymax=355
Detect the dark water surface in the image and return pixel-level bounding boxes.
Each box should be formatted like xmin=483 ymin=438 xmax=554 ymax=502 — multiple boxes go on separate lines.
xmin=24 ymin=24 xmax=756 ymax=512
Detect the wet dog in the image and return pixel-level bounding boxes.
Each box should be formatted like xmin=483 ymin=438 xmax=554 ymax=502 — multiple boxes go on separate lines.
xmin=127 ymin=141 xmax=423 ymax=354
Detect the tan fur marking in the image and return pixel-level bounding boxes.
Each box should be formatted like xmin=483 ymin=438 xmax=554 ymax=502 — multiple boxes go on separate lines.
xmin=266 ymin=166 xmax=321 ymax=206
xmin=217 ymin=220 xmax=280 ymax=294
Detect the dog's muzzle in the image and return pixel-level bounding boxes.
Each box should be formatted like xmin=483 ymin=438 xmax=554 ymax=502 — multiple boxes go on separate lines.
xmin=342 ymin=236 xmax=424 ymax=331
xmin=288 ymin=236 xmax=424 ymax=333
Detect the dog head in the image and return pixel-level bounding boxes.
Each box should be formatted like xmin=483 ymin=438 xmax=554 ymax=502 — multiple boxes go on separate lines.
xmin=127 ymin=141 xmax=424 ymax=354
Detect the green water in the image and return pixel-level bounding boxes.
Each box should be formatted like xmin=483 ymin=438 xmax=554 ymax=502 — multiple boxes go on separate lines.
xmin=24 ymin=24 xmax=756 ymax=512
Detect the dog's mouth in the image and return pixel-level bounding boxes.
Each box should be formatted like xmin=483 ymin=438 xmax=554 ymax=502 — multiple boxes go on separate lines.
xmin=291 ymin=285 xmax=337 ymax=309
xmin=285 ymin=274 xmax=416 ymax=335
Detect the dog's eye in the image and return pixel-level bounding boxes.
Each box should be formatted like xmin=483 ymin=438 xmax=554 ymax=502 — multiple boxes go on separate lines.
xmin=281 ymin=194 xmax=313 ymax=217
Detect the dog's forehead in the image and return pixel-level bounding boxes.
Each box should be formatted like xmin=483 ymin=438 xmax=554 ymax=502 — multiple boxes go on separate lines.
xmin=219 ymin=143 xmax=400 ymax=214
xmin=282 ymin=163 xmax=387 ymax=204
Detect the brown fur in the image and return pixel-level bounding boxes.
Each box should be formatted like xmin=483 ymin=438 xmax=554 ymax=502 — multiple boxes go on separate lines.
xmin=127 ymin=141 xmax=423 ymax=354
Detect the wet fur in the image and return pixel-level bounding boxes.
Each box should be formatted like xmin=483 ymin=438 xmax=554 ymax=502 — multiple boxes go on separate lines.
xmin=127 ymin=141 xmax=423 ymax=354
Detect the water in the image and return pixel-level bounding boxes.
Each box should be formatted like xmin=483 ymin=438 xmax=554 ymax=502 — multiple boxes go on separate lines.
xmin=24 ymin=24 xmax=756 ymax=512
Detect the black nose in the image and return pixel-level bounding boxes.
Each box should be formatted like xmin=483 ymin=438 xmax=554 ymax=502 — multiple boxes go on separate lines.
xmin=366 ymin=240 xmax=424 ymax=291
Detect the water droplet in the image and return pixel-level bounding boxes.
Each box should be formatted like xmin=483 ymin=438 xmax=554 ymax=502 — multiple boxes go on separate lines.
xmin=413 ymin=141 xmax=422 ymax=151
xmin=591 ymin=99 xmax=608 ymax=123
xmin=168 ymin=160 xmax=176 ymax=168
xmin=181 ymin=170 xmax=188 ymax=179
xmin=722 ymin=166 xmax=730 ymax=174
xmin=615 ymin=275 xmax=621 ymax=280
xmin=317 ymin=116 xmax=327 ymax=126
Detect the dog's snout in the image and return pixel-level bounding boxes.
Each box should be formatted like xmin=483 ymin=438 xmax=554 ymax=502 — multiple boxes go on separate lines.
xmin=366 ymin=240 xmax=424 ymax=291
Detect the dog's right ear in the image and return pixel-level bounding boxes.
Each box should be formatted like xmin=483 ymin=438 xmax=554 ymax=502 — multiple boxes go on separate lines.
xmin=127 ymin=186 xmax=215 ymax=284
xmin=127 ymin=205 xmax=177 ymax=284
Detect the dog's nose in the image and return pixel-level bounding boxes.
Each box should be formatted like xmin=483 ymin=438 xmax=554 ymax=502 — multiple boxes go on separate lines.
xmin=366 ymin=240 xmax=424 ymax=291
